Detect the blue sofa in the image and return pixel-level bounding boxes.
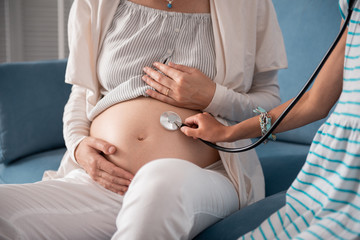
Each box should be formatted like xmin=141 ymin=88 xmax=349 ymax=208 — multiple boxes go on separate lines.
xmin=0 ymin=0 xmax=340 ymax=238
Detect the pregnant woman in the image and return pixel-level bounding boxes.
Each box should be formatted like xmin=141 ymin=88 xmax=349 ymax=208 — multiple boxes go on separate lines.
xmin=0 ymin=0 xmax=287 ymax=239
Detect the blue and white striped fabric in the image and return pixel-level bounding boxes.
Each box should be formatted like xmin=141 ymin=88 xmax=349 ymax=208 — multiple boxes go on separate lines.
xmin=90 ymin=0 xmax=216 ymax=120
xmin=241 ymin=0 xmax=360 ymax=239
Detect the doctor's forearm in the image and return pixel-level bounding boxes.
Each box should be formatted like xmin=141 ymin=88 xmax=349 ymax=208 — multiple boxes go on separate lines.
xmin=226 ymin=92 xmax=324 ymax=142
xmin=227 ymin=24 xmax=346 ymax=142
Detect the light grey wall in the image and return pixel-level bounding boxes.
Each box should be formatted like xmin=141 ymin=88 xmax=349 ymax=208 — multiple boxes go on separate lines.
xmin=0 ymin=1 xmax=6 ymax=62
xmin=0 ymin=0 xmax=73 ymax=63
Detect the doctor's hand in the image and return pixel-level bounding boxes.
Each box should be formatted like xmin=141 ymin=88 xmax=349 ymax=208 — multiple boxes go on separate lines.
xmin=142 ymin=62 xmax=216 ymax=110
xmin=181 ymin=112 xmax=230 ymax=143
xmin=75 ymin=137 xmax=134 ymax=195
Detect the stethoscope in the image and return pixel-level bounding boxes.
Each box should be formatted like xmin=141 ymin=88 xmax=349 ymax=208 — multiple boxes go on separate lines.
xmin=160 ymin=0 xmax=356 ymax=153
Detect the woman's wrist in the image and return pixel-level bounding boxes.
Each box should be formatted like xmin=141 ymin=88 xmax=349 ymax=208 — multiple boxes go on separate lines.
xmin=201 ymin=82 xmax=217 ymax=111
xmin=72 ymin=136 xmax=88 ymax=164
xmin=201 ymin=81 xmax=216 ymax=110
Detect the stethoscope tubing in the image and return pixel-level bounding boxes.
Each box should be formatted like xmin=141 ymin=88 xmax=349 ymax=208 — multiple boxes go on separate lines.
xmin=199 ymin=2 xmax=355 ymax=153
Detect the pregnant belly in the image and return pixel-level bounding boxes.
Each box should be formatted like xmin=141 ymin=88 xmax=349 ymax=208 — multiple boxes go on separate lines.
xmin=90 ymin=97 xmax=220 ymax=175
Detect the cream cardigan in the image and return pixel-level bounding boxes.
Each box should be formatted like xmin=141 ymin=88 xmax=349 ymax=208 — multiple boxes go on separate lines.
xmin=44 ymin=0 xmax=288 ymax=208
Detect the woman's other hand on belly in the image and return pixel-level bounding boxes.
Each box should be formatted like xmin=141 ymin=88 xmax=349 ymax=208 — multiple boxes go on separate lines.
xmin=142 ymin=62 xmax=216 ymax=110
xmin=75 ymin=136 xmax=134 ymax=195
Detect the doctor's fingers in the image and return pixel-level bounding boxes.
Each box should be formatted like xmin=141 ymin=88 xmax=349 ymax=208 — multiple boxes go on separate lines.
xmin=182 ymin=113 xmax=221 ymax=140
xmin=181 ymin=126 xmax=200 ymax=139
xmin=183 ymin=112 xmax=212 ymax=126
xmin=181 ymin=113 xmax=205 ymax=139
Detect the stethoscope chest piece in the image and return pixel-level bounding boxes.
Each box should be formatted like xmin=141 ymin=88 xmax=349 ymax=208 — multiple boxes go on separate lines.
xmin=160 ymin=111 xmax=182 ymax=131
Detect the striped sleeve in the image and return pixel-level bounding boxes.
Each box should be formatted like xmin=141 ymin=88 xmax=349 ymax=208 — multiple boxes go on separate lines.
xmin=339 ymin=0 xmax=349 ymax=20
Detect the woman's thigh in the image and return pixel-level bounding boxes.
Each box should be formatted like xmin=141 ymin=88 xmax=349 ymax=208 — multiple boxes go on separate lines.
xmin=0 ymin=169 xmax=123 ymax=240
xmin=114 ymin=159 xmax=239 ymax=239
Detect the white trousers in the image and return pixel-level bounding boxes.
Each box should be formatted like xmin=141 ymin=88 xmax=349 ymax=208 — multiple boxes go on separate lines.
xmin=0 ymin=158 xmax=239 ymax=240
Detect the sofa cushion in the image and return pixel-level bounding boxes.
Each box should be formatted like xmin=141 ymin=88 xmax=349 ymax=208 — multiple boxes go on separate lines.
xmin=0 ymin=60 xmax=71 ymax=164
xmin=273 ymin=0 xmax=340 ymax=145
xmin=0 ymin=148 xmax=65 ymax=184
xmin=194 ymin=191 xmax=286 ymax=240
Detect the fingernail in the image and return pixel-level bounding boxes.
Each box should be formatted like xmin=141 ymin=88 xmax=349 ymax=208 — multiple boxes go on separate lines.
xmin=108 ymin=146 xmax=116 ymax=153
xmin=143 ymin=67 xmax=148 ymax=72
xmin=153 ymin=62 xmax=159 ymax=67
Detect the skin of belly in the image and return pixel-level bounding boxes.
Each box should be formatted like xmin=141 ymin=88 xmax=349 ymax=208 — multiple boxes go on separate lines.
xmin=90 ymin=97 xmax=220 ymax=175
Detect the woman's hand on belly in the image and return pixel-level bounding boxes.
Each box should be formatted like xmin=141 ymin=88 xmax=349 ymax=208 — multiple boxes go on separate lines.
xmin=75 ymin=136 xmax=134 ymax=195
xmin=142 ymin=62 xmax=216 ymax=110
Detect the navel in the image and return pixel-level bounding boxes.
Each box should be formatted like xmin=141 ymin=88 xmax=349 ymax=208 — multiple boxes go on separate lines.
xmin=137 ymin=135 xmax=146 ymax=141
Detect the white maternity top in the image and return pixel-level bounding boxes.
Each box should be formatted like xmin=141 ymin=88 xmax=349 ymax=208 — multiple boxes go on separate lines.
xmin=91 ymin=0 xmax=216 ymax=119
